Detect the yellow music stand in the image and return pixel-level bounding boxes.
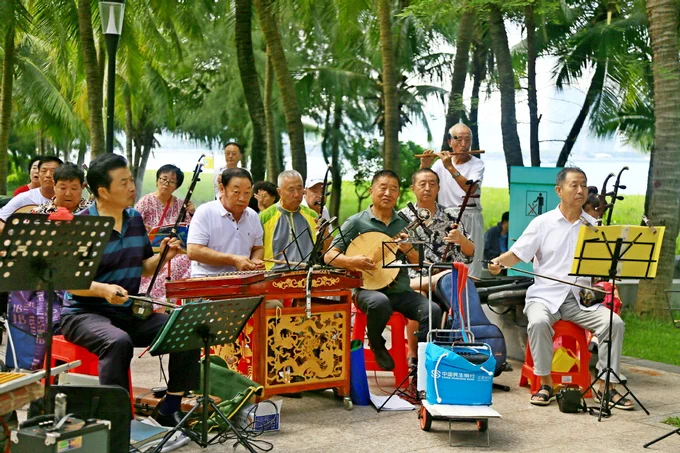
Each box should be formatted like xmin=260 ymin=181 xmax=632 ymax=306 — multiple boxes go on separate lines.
xmin=569 ymin=224 xmax=664 ymax=420
xmin=570 ymin=225 xmax=665 ymax=279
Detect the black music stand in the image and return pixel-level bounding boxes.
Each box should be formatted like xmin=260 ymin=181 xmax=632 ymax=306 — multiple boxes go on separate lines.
xmin=0 ymin=212 xmax=113 ymax=414
xmin=570 ymin=225 xmax=663 ymax=421
xmin=148 ymin=296 xmax=263 ymax=453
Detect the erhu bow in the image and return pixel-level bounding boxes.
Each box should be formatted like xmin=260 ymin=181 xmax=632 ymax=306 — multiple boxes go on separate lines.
xmin=145 ymin=155 xmax=205 ymax=296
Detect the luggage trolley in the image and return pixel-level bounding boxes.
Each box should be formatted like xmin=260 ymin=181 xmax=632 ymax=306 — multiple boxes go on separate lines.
xmin=417 ymin=263 xmax=501 ymax=447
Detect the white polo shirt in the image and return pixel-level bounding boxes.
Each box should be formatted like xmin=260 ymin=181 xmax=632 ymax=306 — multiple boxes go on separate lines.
xmin=0 ymin=188 xmax=51 ymax=221
xmin=511 ymin=206 xmax=597 ymax=313
xmin=187 ymin=200 xmax=263 ymax=277
xmin=432 ymin=156 xmax=484 ymax=210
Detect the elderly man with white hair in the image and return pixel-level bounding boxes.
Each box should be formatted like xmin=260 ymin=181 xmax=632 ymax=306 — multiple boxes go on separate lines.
xmin=420 ymin=123 xmax=485 ymax=277
xmin=260 ymin=170 xmax=318 ymax=271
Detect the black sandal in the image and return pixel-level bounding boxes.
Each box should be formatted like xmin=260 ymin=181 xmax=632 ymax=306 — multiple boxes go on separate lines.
xmin=530 ymin=384 xmax=555 ymax=406
xmin=595 ymin=388 xmax=634 ymax=411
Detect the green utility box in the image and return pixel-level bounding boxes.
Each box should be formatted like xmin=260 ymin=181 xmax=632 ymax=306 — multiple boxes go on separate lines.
xmin=508 ymin=167 xmax=561 ymax=276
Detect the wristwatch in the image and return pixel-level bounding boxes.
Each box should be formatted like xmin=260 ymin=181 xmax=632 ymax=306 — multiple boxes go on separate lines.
xmin=451 ymin=170 xmax=461 ymax=178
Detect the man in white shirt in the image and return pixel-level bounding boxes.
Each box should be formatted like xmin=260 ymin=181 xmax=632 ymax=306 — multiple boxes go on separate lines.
xmin=212 ymin=142 xmax=249 ymax=199
xmin=188 ymin=168 xmax=264 ymax=277
xmin=0 ymin=156 xmax=63 ymax=227
xmin=488 ymin=167 xmax=632 ymax=410
xmin=420 ymin=123 xmax=485 ymax=277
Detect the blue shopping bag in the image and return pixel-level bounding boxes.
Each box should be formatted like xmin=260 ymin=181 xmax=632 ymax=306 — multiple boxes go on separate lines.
xmin=425 ymin=342 xmax=495 ymax=406
xmin=349 ymin=340 xmax=371 ymax=406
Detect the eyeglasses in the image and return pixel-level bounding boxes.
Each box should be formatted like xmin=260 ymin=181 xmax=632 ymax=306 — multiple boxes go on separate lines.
xmin=158 ymin=177 xmax=177 ymax=186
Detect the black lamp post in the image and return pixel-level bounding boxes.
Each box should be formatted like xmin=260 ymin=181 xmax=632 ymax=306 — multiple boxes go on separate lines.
xmin=99 ymin=0 xmax=126 ymax=153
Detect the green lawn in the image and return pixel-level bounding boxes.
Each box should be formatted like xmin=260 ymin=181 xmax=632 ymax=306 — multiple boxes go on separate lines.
xmin=621 ymin=311 xmax=680 ymax=366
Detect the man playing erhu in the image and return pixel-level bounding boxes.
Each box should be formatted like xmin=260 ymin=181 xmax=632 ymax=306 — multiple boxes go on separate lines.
xmin=325 ymin=170 xmax=442 ymax=371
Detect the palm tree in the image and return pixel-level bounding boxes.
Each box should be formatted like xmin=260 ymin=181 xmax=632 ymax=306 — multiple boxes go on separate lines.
xmin=253 ymin=0 xmax=307 ymax=181
xmin=525 ymin=1 xmax=540 ymax=166
xmin=441 ymin=9 xmax=474 ymax=151
xmin=76 ymin=0 xmax=105 ymax=157
xmin=377 ymin=0 xmax=400 ymax=174
xmin=488 ymin=4 xmax=523 ymax=177
xmin=234 ymin=0 xmax=266 ymax=182
xmin=0 ymin=0 xmax=31 ymax=194
xmin=635 ymin=0 xmax=680 ymax=317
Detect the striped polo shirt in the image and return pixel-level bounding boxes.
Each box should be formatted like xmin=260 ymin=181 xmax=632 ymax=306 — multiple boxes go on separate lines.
xmin=62 ymin=204 xmax=154 ymax=315
xmin=260 ymin=203 xmax=317 ymax=271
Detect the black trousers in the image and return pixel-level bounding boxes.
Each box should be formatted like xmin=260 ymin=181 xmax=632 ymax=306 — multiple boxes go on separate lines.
xmin=61 ymin=312 xmax=200 ymax=393
xmin=355 ymin=290 xmax=442 ymax=350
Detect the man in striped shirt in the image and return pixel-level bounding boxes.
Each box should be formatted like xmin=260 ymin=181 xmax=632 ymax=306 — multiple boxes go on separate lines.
xmin=62 ymin=153 xmax=200 ymax=427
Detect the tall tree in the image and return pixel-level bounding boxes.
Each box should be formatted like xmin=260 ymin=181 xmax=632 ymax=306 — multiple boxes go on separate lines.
xmin=0 ymin=0 xmax=30 ymax=194
xmin=635 ymin=0 xmax=680 ymax=317
xmin=377 ymin=0 xmax=400 ymax=174
xmin=253 ymin=0 xmax=307 ymax=180
xmin=441 ymin=10 xmax=474 ymax=151
xmin=76 ymin=0 xmax=105 ymax=157
xmin=525 ymin=1 xmax=540 ymax=166
xmin=487 ymin=4 xmax=523 ymax=177
xmin=234 ymin=0 xmax=266 ymax=182
xmin=264 ymin=53 xmax=280 ymax=182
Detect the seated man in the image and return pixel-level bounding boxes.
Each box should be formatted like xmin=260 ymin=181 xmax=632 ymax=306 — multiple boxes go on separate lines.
xmin=0 ymin=156 xmax=63 ymax=230
xmin=399 ymin=168 xmax=474 ymax=366
xmin=188 ymin=168 xmax=264 ymax=276
xmin=62 ymin=154 xmax=200 ymax=426
xmin=324 ymin=170 xmax=442 ymax=371
xmin=488 ymin=167 xmax=632 ymax=409
xmin=31 ymin=163 xmax=90 ymax=215
xmin=260 ymin=170 xmax=318 ymax=271
xmin=483 ymin=211 xmax=509 ymax=272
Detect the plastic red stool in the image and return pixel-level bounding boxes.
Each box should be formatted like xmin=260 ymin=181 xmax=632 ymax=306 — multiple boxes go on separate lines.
xmin=519 ymin=320 xmax=592 ymax=397
xmin=351 ymin=307 xmax=409 ymax=387
xmin=49 ymin=335 xmax=135 ymax=413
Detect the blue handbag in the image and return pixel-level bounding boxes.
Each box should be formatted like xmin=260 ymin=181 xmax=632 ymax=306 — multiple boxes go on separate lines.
xmin=425 ymin=341 xmax=496 ymax=406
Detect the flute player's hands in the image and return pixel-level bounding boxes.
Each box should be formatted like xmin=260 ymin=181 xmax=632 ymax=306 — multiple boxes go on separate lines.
xmin=419 ymin=149 xmax=437 ymax=169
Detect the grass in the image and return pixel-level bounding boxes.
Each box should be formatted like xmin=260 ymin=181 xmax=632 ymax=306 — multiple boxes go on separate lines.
xmin=620 ymin=311 xmax=680 ymax=366
xmin=662 ymin=416 xmax=680 ymax=428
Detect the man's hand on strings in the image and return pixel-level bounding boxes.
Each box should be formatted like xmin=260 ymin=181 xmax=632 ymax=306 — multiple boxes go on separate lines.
xmin=234 ymin=255 xmax=262 ymax=271
xmin=159 ymin=237 xmax=182 ymax=260
xmin=352 ymin=255 xmax=377 ymax=272
xmin=250 ymin=258 xmax=265 ymax=270
xmin=445 ymin=224 xmax=464 ymax=245
xmin=397 ymin=232 xmax=412 ymax=254
xmin=488 ymin=258 xmax=503 ymax=275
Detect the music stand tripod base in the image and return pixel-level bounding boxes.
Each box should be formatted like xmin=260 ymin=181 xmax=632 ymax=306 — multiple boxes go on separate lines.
xmin=148 ymin=296 xmax=263 ymax=453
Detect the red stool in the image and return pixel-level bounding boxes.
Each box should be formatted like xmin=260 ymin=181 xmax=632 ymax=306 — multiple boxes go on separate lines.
xmin=49 ymin=335 xmax=135 ymax=413
xmin=351 ymin=307 xmax=409 ymax=387
xmin=519 ymin=320 xmax=592 ymax=397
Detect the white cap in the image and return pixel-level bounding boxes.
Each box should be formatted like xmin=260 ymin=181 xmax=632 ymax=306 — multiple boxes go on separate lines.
xmin=305 ymin=178 xmax=331 ymax=189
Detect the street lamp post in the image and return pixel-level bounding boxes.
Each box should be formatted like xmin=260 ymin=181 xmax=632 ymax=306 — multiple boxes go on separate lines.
xmin=99 ymin=0 xmax=126 ymax=153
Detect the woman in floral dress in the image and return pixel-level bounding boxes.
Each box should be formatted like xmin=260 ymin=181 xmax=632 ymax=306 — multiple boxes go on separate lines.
xmin=136 ymin=164 xmax=195 ymax=302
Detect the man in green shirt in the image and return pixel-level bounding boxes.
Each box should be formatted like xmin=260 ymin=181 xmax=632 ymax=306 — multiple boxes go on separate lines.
xmin=325 ymin=170 xmax=442 ymax=371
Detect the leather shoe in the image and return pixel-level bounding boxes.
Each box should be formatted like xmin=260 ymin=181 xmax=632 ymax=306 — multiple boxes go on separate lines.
xmin=372 ymin=346 xmax=395 ymax=371
xmin=154 ymin=410 xmax=186 ymax=428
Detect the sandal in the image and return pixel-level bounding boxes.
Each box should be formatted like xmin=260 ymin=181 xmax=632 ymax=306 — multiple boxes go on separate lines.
xmin=594 ymin=388 xmax=635 ymax=411
xmin=530 ymin=384 xmax=555 ymax=406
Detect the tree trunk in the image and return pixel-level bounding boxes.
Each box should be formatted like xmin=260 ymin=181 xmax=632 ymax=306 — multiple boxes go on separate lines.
xmin=555 ymin=63 xmax=605 ymax=167
xmin=441 ymin=10 xmax=475 ymax=151
xmin=77 ymin=140 xmax=87 ymax=166
xmin=0 ymin=28 xmax=15 ymax=195
xmin=134 ymin=130 xmax=153 ymax=201
xmin=470 ymin=44 xmax=487 ymax=152
xmin=329 ymin=98 xmax=343 ymax=220
xmin=264 ymin=53 xmax=280 ymax=183
xmin=235 ymin=0 xmax=267 ymax=182
xmin=124 ymin=89 xmax=133 ymax=165
xmin=253 ymin=0 xmax=306 ymax=181
xmin=77 ymin=0 xmax=105 ymax=157
xmin=488 ymin=5 xmax=524 ymax=180
xmin=526 ymin=3 xmax=540 ymax=166
xmin=635 ymin=0 xmax=680 ymax=317
xmin=377 ymin=0 xmax=400 ymax=175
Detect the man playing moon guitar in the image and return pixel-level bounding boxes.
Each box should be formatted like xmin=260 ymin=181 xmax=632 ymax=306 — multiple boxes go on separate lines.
xmin=324 ymin=170 xmax=442 ymax=371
